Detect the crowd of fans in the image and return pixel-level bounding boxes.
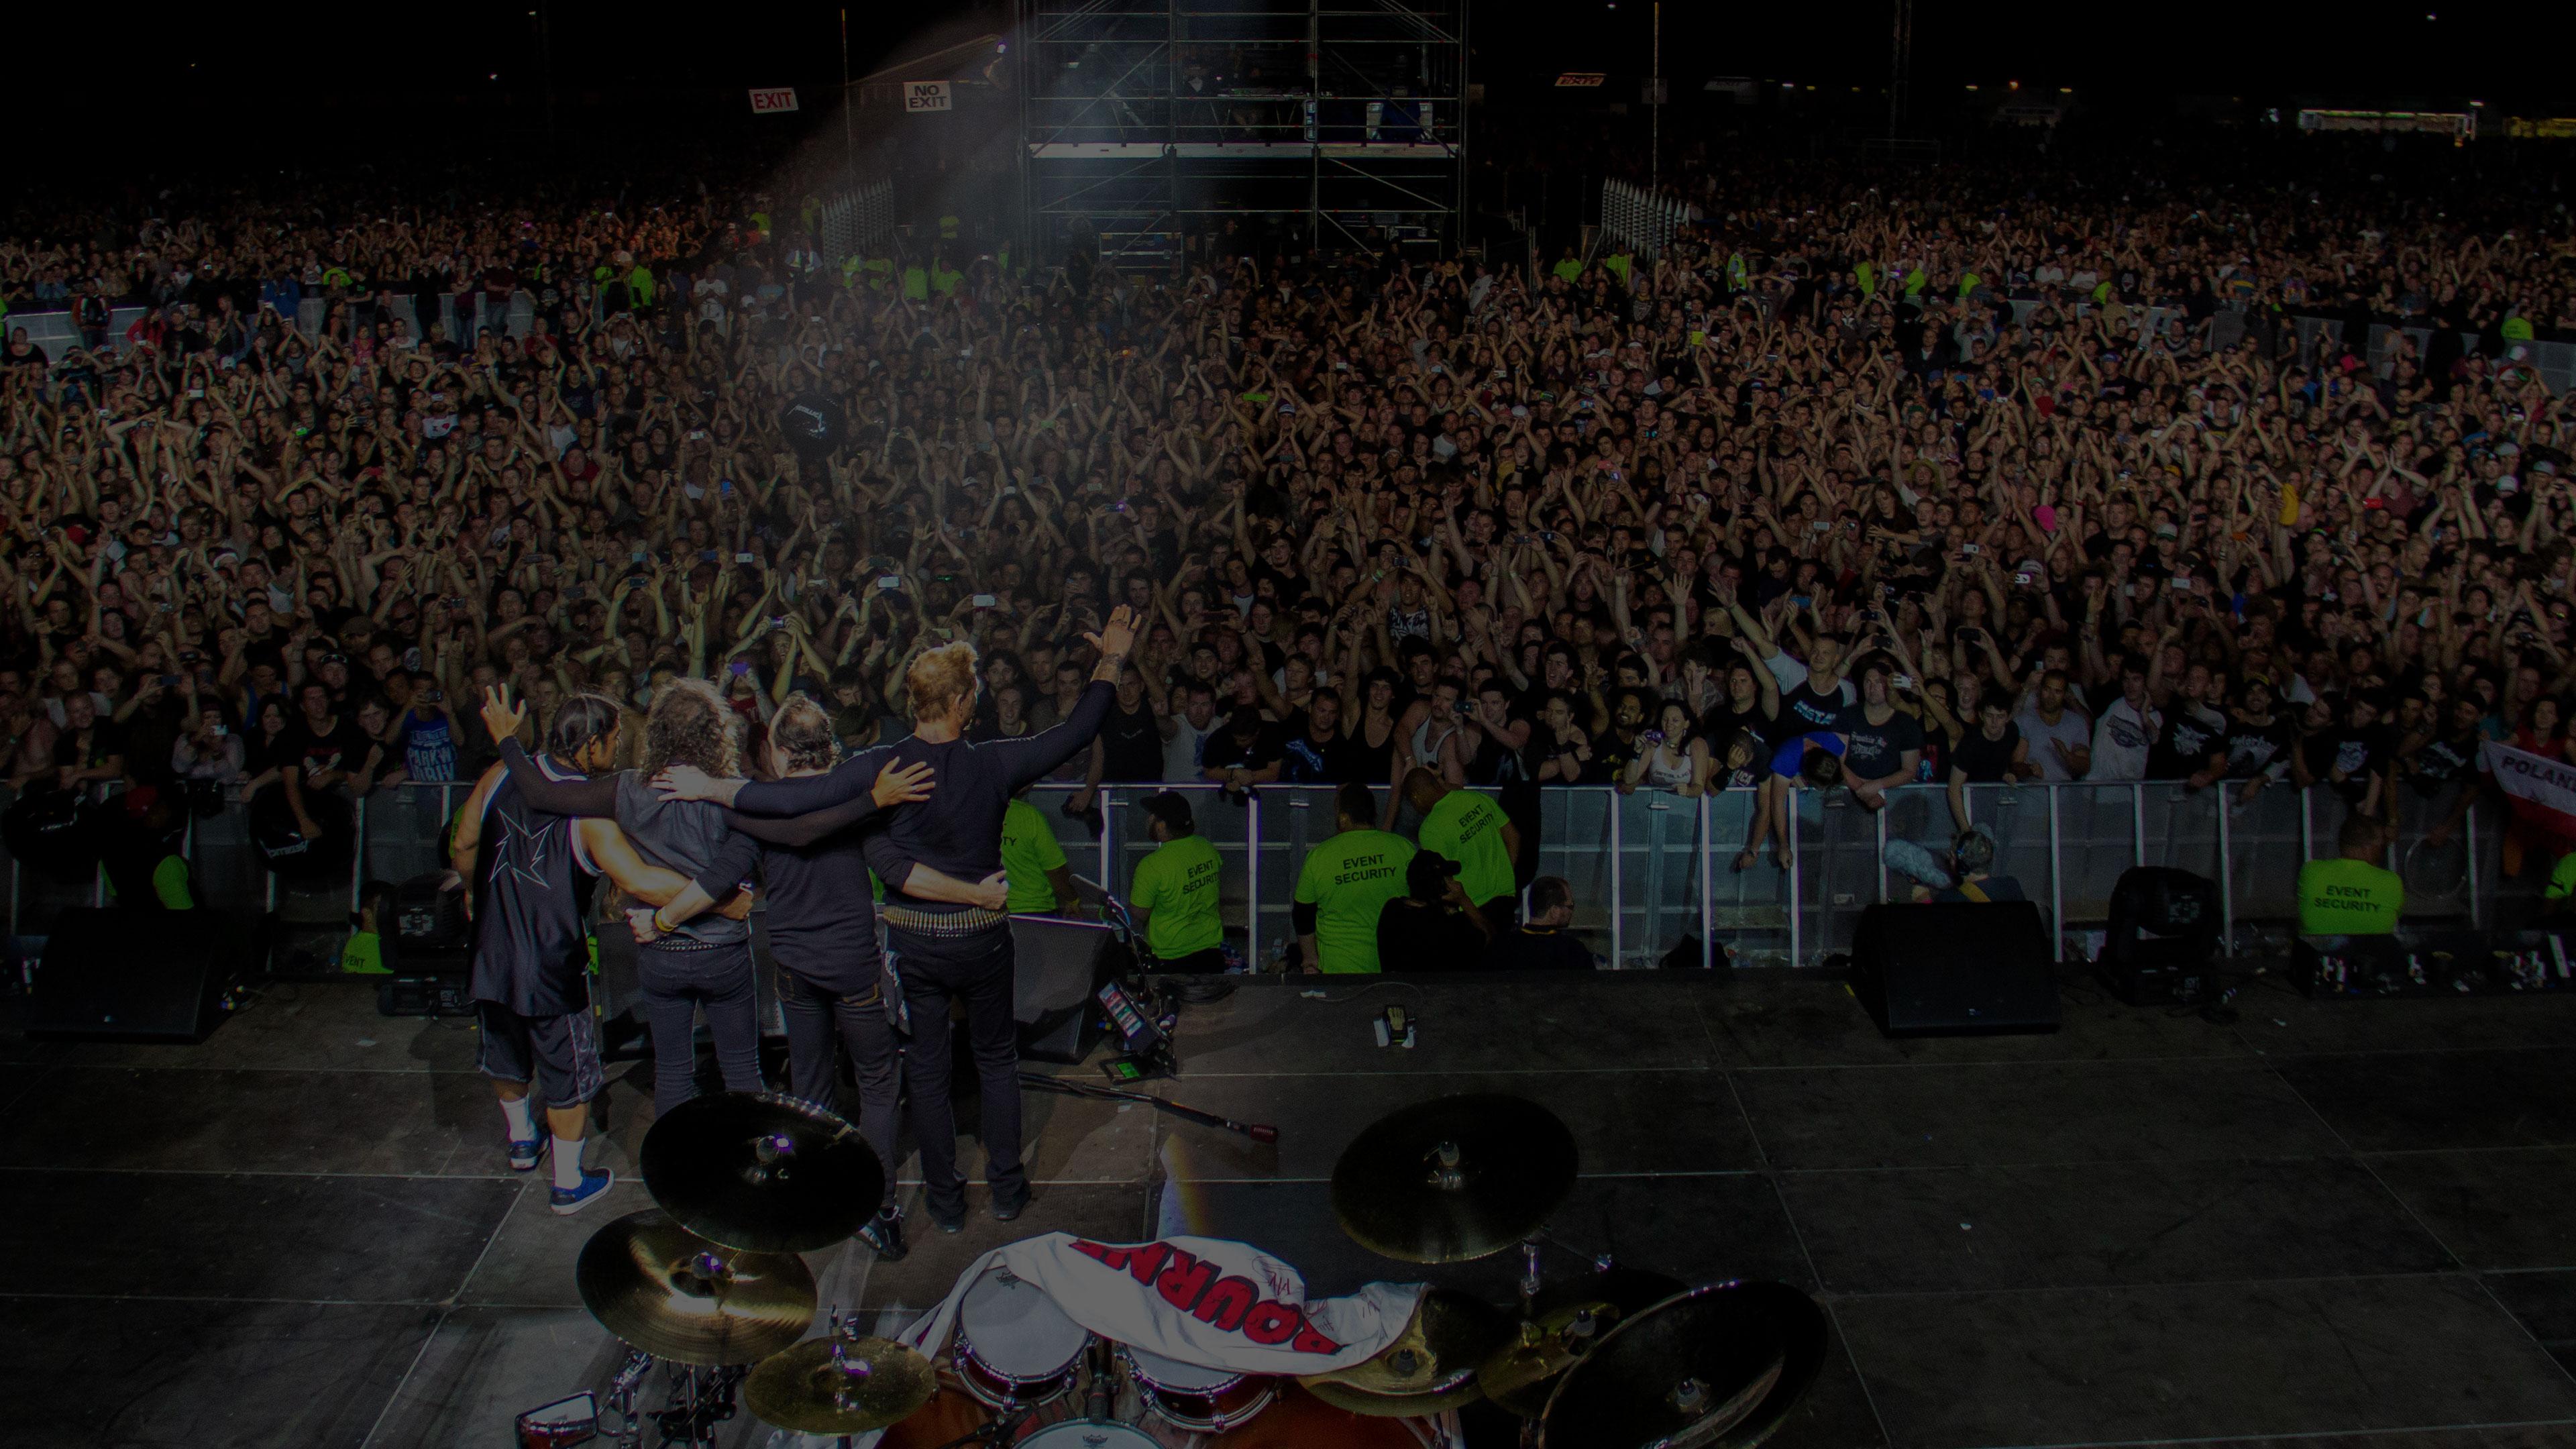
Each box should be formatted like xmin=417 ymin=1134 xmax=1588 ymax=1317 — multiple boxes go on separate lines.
xmin=0 ymin=133 xmax=2569 ymax=918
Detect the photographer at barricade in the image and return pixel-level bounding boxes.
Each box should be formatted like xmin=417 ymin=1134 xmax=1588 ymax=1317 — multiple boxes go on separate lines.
xmin=1292 ymin=781 xmax=1415 ymax=974
xmin=1375 ymin=851 xmax=1491 ymax=968
xmin=2297 ymin=813 xmax=2404 ymax=936
xmin=1130 ymin=790 xmax=1227 ymax=970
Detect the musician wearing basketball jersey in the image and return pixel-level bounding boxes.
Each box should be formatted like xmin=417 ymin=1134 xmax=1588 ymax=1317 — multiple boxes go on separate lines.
xmin=450 ymin=694 xmax=726 ymax=1215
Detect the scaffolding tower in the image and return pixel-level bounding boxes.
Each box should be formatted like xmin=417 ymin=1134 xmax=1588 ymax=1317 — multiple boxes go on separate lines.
xmin=1016 ymin=0 xmax=1468 ymax=270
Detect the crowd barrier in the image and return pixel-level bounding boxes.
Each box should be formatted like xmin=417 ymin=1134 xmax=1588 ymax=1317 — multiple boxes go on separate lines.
xmin=7 ymin=778 xmax=2508 ymax=972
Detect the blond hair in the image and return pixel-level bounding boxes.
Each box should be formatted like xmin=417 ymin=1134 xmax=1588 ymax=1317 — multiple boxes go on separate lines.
xmin=906 ymin=641 xmax=980 ymax=722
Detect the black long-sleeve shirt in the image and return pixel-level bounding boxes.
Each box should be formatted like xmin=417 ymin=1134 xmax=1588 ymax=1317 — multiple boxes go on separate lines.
xmin=731 ymin=681 xmax=1114 ymax=919
xmin=497 ymin=741 xmax=917 ymax=991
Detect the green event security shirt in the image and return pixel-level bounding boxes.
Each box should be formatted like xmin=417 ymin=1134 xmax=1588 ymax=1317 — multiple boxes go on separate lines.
xmin=1000 ymin=797 xmax=1067 ymax=914
xmin=1132 ymin=834 xmax=1224 ymax=959
xmin=1421 ymin=792 xmax=1513 ymax=904
xmin=2296 ymin=856 xmax=2404 ymax=935
xmin=1294 ymin=828 xmax=1416 ymax=974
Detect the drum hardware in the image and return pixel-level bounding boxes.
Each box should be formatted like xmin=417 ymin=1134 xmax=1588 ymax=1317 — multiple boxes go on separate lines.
xmin=1299 ymin=1287 xmax=1509 ymax=1417
xmin=1536 ymin=1281 xmax=1827 ymax=1449
xmin=639 ymin=1091 xmax=887 ymax=1254
xmin=576 ymin=1208 xmax=817 ymax=1366
xmin=1018 ymin=1070 xmax=1279 ymax=1143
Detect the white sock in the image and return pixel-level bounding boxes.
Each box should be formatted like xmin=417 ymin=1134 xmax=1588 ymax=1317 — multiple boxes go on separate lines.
xmin=551 ymin=1136 xmax=586 ymax=1190
xmin=501 ymin=1096 xmax=535 ymax=1140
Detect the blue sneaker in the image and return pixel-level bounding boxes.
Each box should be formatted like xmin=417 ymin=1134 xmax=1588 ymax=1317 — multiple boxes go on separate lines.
xmin=507 ymin=1136 xmax=544 ymax=1173
xmin=550 ymin=1165 xmax=615 ymax=1216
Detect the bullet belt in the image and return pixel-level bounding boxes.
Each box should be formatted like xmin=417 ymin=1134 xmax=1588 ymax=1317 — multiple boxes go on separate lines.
xmin=881 ymin=905 xmax=1009 ymax=937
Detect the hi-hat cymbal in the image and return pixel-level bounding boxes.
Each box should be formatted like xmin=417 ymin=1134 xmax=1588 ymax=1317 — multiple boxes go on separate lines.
xmin=1300 ymin=1288 xmax=1511 ymax=1415
xmin=576 ymin=1210 xmax=816 ymax=1366
xmin=1479 ymin=1299 xmax=1619 ymax=1417
xmin=1538 ymin=1281 xmax=1827 ymax=1449
xmin=1330 ymin=1093 xmax=1578 ymax=1263
xmin=640 ymin=1091 xmax=885 ymax=1254
xmin=746 ymin=1334 xmax=938 ymax=1434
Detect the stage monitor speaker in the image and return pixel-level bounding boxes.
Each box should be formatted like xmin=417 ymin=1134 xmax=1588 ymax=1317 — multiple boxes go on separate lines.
xmin=2100 ymin=866 xmax=2220 ymax=1006
xmin=1010 ymin=914 xmax=1131 ymax=1063
xmin=28 ymin=908 xmax=249 ymax=1043
xmin=1851 ymin=901 xmax=2060 ymax=1037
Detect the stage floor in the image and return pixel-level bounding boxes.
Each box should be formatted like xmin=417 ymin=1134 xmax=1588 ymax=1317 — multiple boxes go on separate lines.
xmin=9 ymin=967 xmax=2576 ymax=1448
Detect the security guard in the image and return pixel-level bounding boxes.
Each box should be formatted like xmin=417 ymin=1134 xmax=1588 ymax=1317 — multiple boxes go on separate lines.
xmin=1404 ymin=767 xmax=1520 ymax=927
xmin=1292 ymin=781 xmax=1414 ymax=974
xmin=1128 ymin=791 xmax=1224 ymax=970
xmin=1000 ymin=783 xmax=1079 ymax=915
xmin=2296 ymin=812 xmax=2404 ymax=936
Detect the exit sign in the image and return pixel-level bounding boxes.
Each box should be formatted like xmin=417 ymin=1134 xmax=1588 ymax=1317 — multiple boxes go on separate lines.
xmin=1555 ymin=72 xmax=1606 ymax=88
xmin=749 ymin=87 xmax=800 ymax=114
xmin=906 ymin=80 xmax=953 ymax=112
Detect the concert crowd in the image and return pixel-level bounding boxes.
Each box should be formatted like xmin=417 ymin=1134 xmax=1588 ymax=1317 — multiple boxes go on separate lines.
xmin=1 ymin=135 xmax=2570 ymax=940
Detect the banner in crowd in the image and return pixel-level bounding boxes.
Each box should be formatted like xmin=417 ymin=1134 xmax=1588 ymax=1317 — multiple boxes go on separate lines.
xmin=2479 ymin=741 xmax=2576 ymax=841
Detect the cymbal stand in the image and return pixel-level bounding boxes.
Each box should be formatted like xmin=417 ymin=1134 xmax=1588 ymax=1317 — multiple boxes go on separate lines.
xmin=607 ymin=1349 xmax=653 ymax=1449
xmin=650 ymin=1361 xmax=745 ymax=1447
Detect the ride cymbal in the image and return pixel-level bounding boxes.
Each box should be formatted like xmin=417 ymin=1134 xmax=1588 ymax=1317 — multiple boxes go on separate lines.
xmin=576 ymin=1210 xmax=816 ymax=1366
xmin=1329 ymin=1093 xmax=1577 ymax=1264
xmin=1300 ymin=1288 xmax=1511 ymax=1415
xmin=640 ymin=1091 xmax=885 ymax=1254
xmin=746 ymin=1334 xmax=938 ymax=1434
xmin=1537 ymin=1281 xmax=1827 ymax=1449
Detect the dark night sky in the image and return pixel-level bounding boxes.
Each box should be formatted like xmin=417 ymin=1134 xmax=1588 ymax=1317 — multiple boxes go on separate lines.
xmin=12 ymin=0 xmax=2566 ymax=172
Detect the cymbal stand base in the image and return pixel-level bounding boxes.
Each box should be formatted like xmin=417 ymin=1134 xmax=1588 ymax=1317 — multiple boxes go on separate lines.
xmin=608 ymin=1349 xmax=653 ymax=1449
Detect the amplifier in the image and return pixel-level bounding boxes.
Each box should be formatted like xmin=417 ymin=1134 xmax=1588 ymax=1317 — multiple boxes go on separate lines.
xmin=2098 ymin=936 xmax=2208 ymax=1006
xmin=378 ymin=951 xmax=472 ymax=1017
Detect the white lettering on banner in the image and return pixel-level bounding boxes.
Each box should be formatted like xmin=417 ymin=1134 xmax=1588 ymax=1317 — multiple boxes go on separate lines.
xmin=749 ymin=87 xmax=799 ymax=114
xmin=2480 ymin=740 xmax=2576 ymax=836
xmin=905 ymin=80 xmax=952 ymax=112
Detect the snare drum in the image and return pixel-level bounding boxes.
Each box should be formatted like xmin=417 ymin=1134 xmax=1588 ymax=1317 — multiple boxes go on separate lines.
xmin=1120 ymin=1346 xmax=1277 ymax=1435
xmin=955 ymin=1269 xmax=1093 ymax=1413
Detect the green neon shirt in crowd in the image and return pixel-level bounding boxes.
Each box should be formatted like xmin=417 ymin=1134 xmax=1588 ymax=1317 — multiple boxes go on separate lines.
xmin=1130 ymin=833 xmax=1224 ymax=959
xmin=1000 ymin=797 xmax=1067 ymax=914
xmin=1419 ymin=791 xmax=1513 ymax=905
xmin=1293 ymin=828 xmax=1415 ymax=974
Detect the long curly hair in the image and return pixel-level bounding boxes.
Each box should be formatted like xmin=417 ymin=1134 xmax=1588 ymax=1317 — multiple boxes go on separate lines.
xmin=641 ymin=677 xmax=742 ymax=780
xmin=769 ymin=694 xmax=841 ymax=774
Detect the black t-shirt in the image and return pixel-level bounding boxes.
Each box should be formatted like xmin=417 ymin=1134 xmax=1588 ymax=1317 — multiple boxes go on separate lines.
xmin=1839 ymin=704 xmax=1925 ymax=784
xmin=1779 ymin=675 xmax=1854 ymax=735
xmin=1485 ymin=924 xmax=1595 ymax=971
xmin=1690 ymin=700 xmax=1778 ymax=789
xmin=2147 ymin=704 xmax=2227 ymax=781
xmin=1280 ymin=718 xmax=1371 ymax=784
xmin=2308 ymin=724 xmax=2394 ymax=802
xmin=2405 ymin=732 xmax=2481 ymax=797
xmin=1951 ymin=720 xmax=2021 ymax=784
xmin=289 ymin=713 xmax=375 ymax=781
xmin=2220 ymin=713 xmax=2296 ymax=782
xmin=1200 ymin=716 xmax=1287 ymax=776
xmin=1375 ymin=898 xmax=1487 ymax=969
xmin=1099 ymin=698 xmax=1167 ymax=782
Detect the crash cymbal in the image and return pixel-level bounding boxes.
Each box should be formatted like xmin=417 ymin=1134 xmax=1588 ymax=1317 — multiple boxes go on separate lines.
xmin=1330 ymin=1093 xmax=1577 ymax=1264
xmin=1299 ymin=1289 xmax=1511 ymax=1415
xmin=1538 ymin=1281 xmax=1827 ymax=1449
xmin=746 ymin=1334 xmax=938 ymax=1434
xmin=640 ymin=1091 xmax=885 ymax=1254
xmin=576 ymin=1210 xmax=816 ymax=1366
xmin=1479 ymin=1299 xmax=1619 ymax=1417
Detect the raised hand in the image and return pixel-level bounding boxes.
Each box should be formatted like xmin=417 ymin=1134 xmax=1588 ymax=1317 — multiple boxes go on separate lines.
xmin=480 ymin=684 xmax=526 ymax=743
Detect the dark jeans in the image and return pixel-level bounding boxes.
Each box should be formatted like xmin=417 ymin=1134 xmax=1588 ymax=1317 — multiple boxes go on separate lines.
xmin=889 ymin=927 xmax=1022 ymax=1217
xmin=635 ymin=940 xmax=763 ymax=1118
xmin=775 ymin=963 xmax=900 ymax=1210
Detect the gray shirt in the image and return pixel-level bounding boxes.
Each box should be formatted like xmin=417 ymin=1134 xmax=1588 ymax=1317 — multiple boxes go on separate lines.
xmin=616 ymin=771 xmax=750 ymax=945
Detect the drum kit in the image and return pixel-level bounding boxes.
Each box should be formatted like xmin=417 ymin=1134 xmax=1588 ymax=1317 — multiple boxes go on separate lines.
xmin=560 ymin=1087 xmax=1822 ymax=1449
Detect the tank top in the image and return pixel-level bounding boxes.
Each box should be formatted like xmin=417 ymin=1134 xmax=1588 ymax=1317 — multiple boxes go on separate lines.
xmin=470 ymin=755 xmax=601 ymax=1017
